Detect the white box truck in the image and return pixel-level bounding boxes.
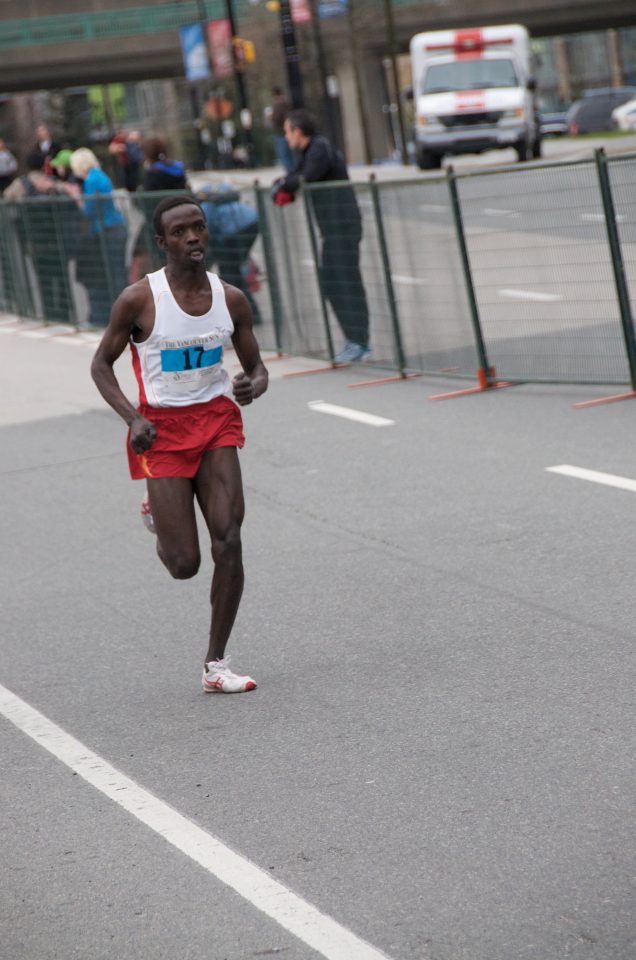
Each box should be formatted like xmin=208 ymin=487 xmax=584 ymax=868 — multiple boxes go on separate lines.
xmin=409 ymin=24 xmax=541 ymax=169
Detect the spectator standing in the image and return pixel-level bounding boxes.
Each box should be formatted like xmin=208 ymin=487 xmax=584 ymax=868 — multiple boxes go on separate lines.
xmin=198 ymin=183 xmax=262 ymax=325
xmin=50 ymin=149 xmax=82 ymax=192
xmin=70 ymin=147 xmax=128 ymax=326
xmin=109 ymin=129 xmax=144 ymax=193
xmin=30 ymin=124 xmax=62 ymax=174
xmin=125 ymin=130 xmax=143 ymax=192
xmin=274 ymin=109 xmax=371 ymax=364
xmin=0 ymin=139 xmax=18 ymax=193
xmin=269 ymin=87 xmax=294 ymax=173
xmin=108 ymin=129 xmax=130 ymax=189
xmin=3 ymin=152 xmax=79 ymax=324
xmin=142 ymin=137 xmax=188 ymax=191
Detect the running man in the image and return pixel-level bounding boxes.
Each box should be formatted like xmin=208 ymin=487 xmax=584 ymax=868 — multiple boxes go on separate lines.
xmin=91 ymin=195 xmax=268 ymax=693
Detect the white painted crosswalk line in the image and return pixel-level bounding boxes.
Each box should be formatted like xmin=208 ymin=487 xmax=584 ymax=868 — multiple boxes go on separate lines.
xmin=308 ymin=401 xmax=394 ymax=427
xmin=499 ymin=288 xmax=562 ymax=302
xmin=0 ymin=684 xmax=393 ymax=960
xmin=546 ymin=464 xmax=636 ymax=493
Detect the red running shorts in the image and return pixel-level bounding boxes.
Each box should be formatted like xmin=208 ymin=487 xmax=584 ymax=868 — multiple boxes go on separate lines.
xmin=127 ymin=394 xmax=245 ymax=480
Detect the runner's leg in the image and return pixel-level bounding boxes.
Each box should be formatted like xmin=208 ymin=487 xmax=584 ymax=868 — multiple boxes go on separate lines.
xmin=193 ymin=447 xmax=245 ymax=662
xmin=146 ymin=477 xmax=201 ymax=579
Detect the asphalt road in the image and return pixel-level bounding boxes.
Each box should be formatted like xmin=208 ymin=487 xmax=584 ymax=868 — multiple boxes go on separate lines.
xmin=1 ymin=318 xmax=635 ymax=960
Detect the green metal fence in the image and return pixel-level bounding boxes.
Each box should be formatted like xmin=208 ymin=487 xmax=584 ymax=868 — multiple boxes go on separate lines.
xmin=2 ymin=153 xmax=636 ymax=389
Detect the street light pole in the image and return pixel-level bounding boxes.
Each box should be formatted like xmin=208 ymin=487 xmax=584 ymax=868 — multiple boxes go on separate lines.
xmin=223 ymin=0 xmax=256 ymax=164
xmin=382 ymin=0 xmax=409 ymax=165
xmin=347 ymin=0 xmax=372 ymax=164
xmin=305 ymin=0 xmax=340 ymax=149
xmin=277 ymin=0 xmax=304 ymax=108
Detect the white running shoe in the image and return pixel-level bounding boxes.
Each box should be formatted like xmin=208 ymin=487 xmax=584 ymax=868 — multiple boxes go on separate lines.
xmin=202 ymin=657 xmax=257 ymax=694
xmin=333 ymin=341 xmax=365 ymax=364
xmin=140 ymin=494 xmax=156 ymax=535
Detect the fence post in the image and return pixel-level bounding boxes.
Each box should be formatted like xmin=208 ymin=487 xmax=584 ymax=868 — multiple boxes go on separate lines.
xmin=595 ymin=148 xmax=636 ymax=391
xmin=3 ymin=205 xmax=34 ymax=319
xmin=369 ymin=174 xmax=406 ymax=377
xmin=447 ymin=167 xmax=492 ymax=386
xmin=302 ymin=187 xmax=336 ymax=363
xmin=50 ymin=199 xmax=75 ymax=326
xmin=254 ymin=183 xmax=284 ymax=356
xmin=96 ymin=196 xmax=116 ymax=306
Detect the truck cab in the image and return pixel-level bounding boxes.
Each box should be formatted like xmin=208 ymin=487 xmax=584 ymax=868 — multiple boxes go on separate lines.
xmin=410 ymin=25 xmax=540 ymax=169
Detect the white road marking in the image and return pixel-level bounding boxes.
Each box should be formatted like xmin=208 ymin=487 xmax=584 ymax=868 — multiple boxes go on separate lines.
xmin=498 ymin=288 xmax=562 ymax=302
xmin=481 ymin=207 xmax=517 ymax=217
xmin=21 ymin=328 xmax=67 ymax=339
xmin=0 ymin=684 xmax=392 ymax=960
xmin=581 ymin=212 xmax=625 ymax=223
xmin=546 ymin=464 xmax=636 ymax=493
xmin=308 ymin=401 xmax=394 ymax=427
xmin=391 ymin=274 xmax=428 ymax=286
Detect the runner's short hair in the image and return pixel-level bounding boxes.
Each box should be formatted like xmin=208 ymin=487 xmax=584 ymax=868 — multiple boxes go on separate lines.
xmin=153 ymin=196 xmax=204 ymax=236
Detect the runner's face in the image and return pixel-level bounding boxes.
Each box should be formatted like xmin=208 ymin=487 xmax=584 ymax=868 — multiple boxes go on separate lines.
xmin=158 ymin=204 xmax=208 ymax=268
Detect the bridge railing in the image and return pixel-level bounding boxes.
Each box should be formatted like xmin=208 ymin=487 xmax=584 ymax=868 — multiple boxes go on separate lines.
xmin=2 ymin=151 xmax=636 ymax=389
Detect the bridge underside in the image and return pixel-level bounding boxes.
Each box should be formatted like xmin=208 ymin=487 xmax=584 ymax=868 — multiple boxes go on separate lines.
xmin=0 ymin=0 xmax=635 ymax=93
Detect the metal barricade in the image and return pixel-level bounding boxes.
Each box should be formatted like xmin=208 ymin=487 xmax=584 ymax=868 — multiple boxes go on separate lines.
xmin=375 ymin=175 xmax=478 ymax=377
xmin=606 ymin=153 xmax=636 ymax=366
xmin=455 ymin=159 xmax=631 ymax=384
xmin=4 ymin=159 xmax=636 ymax=392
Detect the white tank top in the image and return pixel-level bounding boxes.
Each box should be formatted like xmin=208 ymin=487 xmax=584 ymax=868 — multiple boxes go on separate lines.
xmin=130 ymin=267 xmax=234 ymax=408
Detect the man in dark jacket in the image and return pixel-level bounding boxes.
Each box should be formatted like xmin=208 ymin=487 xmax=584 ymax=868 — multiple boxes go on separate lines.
xmin=274 ymin=110 xmax=371 ymax=364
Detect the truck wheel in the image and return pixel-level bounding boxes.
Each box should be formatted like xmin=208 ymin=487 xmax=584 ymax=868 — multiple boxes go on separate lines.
xmin=417 ymin=150 xmax=442 ymax=170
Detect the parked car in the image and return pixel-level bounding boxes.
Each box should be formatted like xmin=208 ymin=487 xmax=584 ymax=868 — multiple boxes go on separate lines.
xmin=539 ymin=111 xmax=569 ymax=137
xmin=567 ymin=87 xmax=636 ymax=135
xmin=611 ymin=97 xmax=636 ymax=131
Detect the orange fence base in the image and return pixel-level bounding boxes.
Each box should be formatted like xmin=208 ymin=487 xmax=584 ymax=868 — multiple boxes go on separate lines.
xmin=282 ymin=363 xmax=351 ymax=378
xmin=428 ymin=368 xmax=517 ymax=401
xmin=348 ymin=372 xmax=422 ymax=389
xmin=574 ymin=390 xmax=636 ymax=409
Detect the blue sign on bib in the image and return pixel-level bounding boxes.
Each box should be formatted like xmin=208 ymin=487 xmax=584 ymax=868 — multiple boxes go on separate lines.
xmin=161 ymin=344 xmax=223 ymax=373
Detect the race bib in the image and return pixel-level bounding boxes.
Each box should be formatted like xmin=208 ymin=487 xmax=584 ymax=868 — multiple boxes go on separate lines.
xmin=160 ymin=335 xmax=223 ymax=384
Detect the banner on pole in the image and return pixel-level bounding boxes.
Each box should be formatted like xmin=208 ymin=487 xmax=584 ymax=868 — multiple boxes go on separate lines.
xmin=179 ymin=24 xmax=210 ymax=81
xmin=318 ymin=0 xmax=348 ymax=17
xmin=208 ymin=19 xmax=234 ymax=79
xmin=290 ymin=0 xmax=312 ymax=24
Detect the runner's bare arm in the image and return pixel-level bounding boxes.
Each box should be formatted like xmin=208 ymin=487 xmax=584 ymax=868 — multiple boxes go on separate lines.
xmin=225 ymin=284 xmax=268 ymax=407
xmin=91 ymin=282 xmax=157 ymax=452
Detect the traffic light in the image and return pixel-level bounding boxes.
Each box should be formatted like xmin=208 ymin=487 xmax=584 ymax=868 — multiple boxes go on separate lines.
xmin=233 ymin=37 xmax=256 ymax=66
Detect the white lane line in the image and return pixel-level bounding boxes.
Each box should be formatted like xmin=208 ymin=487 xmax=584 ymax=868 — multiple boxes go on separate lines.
xmin=481 ymin=207 xmax=518 ymax=217
xmin=498 ymin=288 xmax=562 ymax=302
xmin=546 ymin=464 xmax=636 ymax=493
xmin=308 ymin=401 xmax=394 ymax=427
xmin=581 ymin=212 xmax=624 ymax=223
xmin=392 ymin=274 xmax=428 ymax=286
xmin=0 ymin=684 xmax=392 ymax=960
xmin=418 ymin=203 xmax=447 ymax=213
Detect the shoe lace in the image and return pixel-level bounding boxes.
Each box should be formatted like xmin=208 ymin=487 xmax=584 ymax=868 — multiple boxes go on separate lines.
xmin=206 ymin=656 xmax=231 ymax=675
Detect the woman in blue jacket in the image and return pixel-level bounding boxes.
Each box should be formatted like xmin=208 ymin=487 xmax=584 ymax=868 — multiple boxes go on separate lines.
xmin=70 ymin=147 xmax=127 ymax=327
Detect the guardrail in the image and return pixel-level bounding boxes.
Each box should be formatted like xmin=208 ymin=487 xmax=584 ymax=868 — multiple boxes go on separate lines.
xmin=2 ymin=151 xmax=636 ymax=389
xmin=0 ymin=1 xmax=229 ymax=48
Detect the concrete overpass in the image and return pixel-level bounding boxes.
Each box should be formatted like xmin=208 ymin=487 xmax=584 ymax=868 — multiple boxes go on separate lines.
xmin=1 ymin=0 xmax=635 ymax=93
xmin=1 ymin=0 xmax=635 ymax=163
